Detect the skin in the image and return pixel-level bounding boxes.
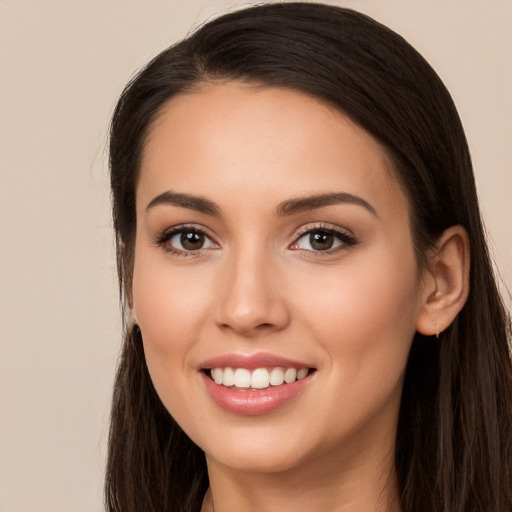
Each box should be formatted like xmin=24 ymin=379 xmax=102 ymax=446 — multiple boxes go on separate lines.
xmin=132 ymin=83 xmax=469 ymax=512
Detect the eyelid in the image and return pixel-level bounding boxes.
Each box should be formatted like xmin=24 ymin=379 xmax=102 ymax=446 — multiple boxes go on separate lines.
xmin=153 ymin=222 xmax=356 ymax=256
xmin=154 ymin=223 xmax=220 ymax=255
xmin=289 ymin=222 xmax=357 ymax=252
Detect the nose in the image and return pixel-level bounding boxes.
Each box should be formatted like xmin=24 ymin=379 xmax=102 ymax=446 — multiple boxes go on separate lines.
xmin=214 ymin=248 xmax=290 ymax=337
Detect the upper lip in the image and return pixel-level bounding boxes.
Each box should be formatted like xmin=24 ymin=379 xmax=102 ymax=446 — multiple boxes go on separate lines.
xmin=201 ymin=352 xmax=314 ymax=370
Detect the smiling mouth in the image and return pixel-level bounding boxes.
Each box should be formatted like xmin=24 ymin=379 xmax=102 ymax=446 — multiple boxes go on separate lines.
xmin=205 ymin=367 xmax=315 ymax=390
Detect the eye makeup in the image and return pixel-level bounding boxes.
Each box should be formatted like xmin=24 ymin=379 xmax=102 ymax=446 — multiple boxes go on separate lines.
xmin=153 ymin=220 xmax=358 ymax=259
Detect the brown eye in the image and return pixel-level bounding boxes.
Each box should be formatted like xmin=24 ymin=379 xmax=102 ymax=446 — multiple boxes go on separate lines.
xmin=181 ymin=231 xmax=205 ymax=250
xmin=309 ymin=231 xmax=334 ymax=251
xmin=162 ymin=228 xmax=218 ymax=253
xmin=291 ymin=227 xmax=356 ymax=253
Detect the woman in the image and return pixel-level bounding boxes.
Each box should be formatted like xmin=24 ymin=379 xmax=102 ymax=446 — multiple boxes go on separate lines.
xmin=105 ymin=3 xmax=512 ymax=511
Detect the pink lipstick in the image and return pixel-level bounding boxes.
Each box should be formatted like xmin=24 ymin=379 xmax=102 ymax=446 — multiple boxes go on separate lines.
xmin=200 ymin=352 xmax=315 ymax=415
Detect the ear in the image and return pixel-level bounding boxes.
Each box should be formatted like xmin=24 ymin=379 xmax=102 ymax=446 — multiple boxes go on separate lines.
xmin=416 ymin=225 xmax=470 ymax=336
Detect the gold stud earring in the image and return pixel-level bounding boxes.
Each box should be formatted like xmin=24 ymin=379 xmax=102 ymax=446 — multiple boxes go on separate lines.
xmin=433 ymin=320 xmax=440 ymax=339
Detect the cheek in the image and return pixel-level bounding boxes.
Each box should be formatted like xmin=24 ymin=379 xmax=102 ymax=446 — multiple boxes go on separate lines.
xmin=285 ymin=251 xmax=420 ymax=444
xmin=294 ymin=246 xmax=420 ymax=368
xmin=131 ymin=250 xmax=213 ymax=369
xmin=131 ymin=255 xmax=212 ymax=426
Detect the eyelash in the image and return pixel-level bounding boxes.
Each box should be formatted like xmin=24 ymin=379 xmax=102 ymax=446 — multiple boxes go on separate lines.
xmin=290 ymin=224 xmax=358 ymax=255
xmin=155 ymin=224 xmax=219 ymax=257
xmin=154 ymin=223 xmax=357 ymax=257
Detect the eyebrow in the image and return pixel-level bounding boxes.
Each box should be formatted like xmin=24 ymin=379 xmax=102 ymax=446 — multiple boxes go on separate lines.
xmin=145 ymin=190 xmax=377 ymax=218
xmin=276 ymin=192 xmax=377 ymax=217
xmin=146 ymin=191 xmax=221 ymax=216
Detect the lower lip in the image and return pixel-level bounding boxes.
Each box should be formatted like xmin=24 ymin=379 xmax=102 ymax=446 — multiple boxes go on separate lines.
xmin=201 ymin=372 xmax=314 ymax=416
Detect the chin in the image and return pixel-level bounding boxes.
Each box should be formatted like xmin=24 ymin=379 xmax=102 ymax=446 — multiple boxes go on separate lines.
xmin=206 ymin=443 xmax=310 ymax=474
xmin=195 ymin=422 xmax=330 ymax=475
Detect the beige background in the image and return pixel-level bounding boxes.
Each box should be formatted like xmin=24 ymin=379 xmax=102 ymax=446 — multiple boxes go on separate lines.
xmin=1 ymin=1 xmax=510 ymax=511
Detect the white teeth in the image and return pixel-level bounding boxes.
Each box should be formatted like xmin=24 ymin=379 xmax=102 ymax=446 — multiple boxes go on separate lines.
xmin=297 ymin=368 xmax=308 ymax=380
xmin=234 ymin=368 xmax=251 ymax=388
xmin=212 ymin=368 xmax=223 ymax=385
xmin=269 ymin=367 xmax=284 ymax=386
xmin=251 ymin=368 xmax=270 ymax=389
xmin=222 ymin=367 xmax=235 ymax=387
xmin=209 ymin=367 xmax=310 ymax=389
xmin=284 ymin=368 xmax=297 ymax=383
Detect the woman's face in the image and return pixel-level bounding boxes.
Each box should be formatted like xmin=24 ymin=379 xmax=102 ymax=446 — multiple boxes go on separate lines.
xmin=133 ymin=83 xmax=426 ymax=475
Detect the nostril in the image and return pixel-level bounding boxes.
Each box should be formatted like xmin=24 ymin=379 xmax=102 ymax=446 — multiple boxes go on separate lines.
xmin=256 ymin=322 xmax=274 ymax=329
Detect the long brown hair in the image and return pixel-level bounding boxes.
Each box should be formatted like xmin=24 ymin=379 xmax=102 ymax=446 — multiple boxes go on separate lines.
xmin=105 ymin=3 xmax=512 ymax=511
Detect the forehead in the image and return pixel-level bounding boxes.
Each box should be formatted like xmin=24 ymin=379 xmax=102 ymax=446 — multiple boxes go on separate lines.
xmin=138 ymin=82 xmax=408 ymax=219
